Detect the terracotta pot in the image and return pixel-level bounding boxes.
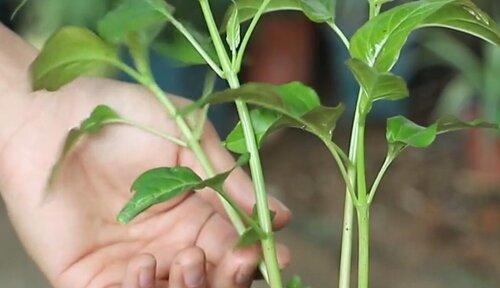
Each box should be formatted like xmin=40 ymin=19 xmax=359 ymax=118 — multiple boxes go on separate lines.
xmin=465 ymin=128 xmax=500 ymax=183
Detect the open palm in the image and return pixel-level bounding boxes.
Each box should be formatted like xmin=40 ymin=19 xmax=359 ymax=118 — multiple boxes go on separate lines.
xmin=0 ymin=74 xmax=290 ymax=288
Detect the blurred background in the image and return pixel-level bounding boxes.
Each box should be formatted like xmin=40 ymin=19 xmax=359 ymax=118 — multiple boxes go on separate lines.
xmin=0 ymin=0 xmax=499 ymax=287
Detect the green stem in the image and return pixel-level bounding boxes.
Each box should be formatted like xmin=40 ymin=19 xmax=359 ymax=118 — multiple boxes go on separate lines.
xmin=338 ymin=91 xmax=363 ymax=288
xmin=234 ymin=0 xmax=271 ymax=71
xmin=367 ymin=154 xmax=393 ymax=204
xmin=199 ymin=0 xmax=282 ymax=287
xmin=357 ymin=205 xmax=370 ymax=288
xmin=326 ymin=21 xmax=350 ymax=50
xmin=113 ymin=119 xmax=188 ymax=147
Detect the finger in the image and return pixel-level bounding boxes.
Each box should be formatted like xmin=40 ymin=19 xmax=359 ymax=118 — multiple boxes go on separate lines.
xmin=178 ymin=123 xmax=292 ymax=230
xmin=123 ymin=253 xmax=157 ymax=288
xmin=210 ymin=245 xmax=261 ymax=288
xmin=169 ymin=247 xmax=207 ymax=288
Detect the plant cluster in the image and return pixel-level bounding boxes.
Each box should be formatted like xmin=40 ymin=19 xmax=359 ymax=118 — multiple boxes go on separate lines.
xmin=28 ymin=0 xmax=499 ymax=287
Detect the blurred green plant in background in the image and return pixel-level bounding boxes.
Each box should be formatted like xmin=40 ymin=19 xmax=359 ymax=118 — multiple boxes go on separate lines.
xmin=425 ymin=32 xmax=500 ymax=126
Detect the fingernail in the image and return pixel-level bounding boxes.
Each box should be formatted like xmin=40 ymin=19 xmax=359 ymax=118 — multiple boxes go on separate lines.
xmin=235 ymin=264 xmax=254 ymax=285
xmin=139 ymin=267 xmax=155 ymax=288
xmin=183 ymin=265 xmax=205 ymax=288
xmin=277 ymin=200 xmax=291 ymax=214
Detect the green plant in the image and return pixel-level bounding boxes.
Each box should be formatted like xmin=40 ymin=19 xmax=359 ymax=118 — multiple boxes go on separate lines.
xmin=27 ymin=0 xmax=499 ymax=288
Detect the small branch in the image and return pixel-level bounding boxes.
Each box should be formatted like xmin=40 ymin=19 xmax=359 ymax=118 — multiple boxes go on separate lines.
xmin=234 ymin=0 xmax=271 ymax=71
xmin=367 ymin=153 xmax=394 ymax=204
xmin=113 ymin=119 xmax=188 ymax=147
xmin=327 ymin=21 xmax=350 ymax=50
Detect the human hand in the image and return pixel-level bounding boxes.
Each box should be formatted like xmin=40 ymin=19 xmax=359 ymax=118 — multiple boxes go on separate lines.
xmin=0 ymin=26 xmax=291 ymax=288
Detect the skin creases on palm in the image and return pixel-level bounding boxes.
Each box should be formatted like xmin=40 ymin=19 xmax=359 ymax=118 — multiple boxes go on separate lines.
xmin=0 ymin=77 xmax=291 ymax=287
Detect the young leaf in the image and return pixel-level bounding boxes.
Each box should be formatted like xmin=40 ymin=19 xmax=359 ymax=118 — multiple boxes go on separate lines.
xmin=386 ymin=116 xmax=437 ymax=148
xmin=226 ymin=2 xmax=241 ymax=54
xmin=201 ymin=82 xmax=344 ymax=153
xmin=386 ymin=115 xmax=499 ymax=155
xmin=31 ymin=27 xmax=119 ymax=91
xmin=97 ymin=0 xmax=172 ymax=44
xmin=347 ymin=58 xmax=409 ymax=104
xmin=49 ymin=105 xmax=122 ymax=184
xmin=236 ymin=227 xmax=261 ymax=247
xmin=350 ymin=0 xmax=500 ymax=72
xmin=299 ymin=0 xmax=336 ymax=23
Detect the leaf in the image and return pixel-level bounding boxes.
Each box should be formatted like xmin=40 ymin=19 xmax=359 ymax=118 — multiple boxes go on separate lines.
xmin=97 ymin=0 xmax=172 ymax=44
xmin=236 ymin=227 xmax=261 ymax=247
xmin=436 ymin=115 xmax=499 ymax=133
xmin=49 ymin=105 xmax=122 ymax=184
xmin=299 ymin=0 xmax=336 ymax=23
xmin=386 ymin=116 xmax=437 ymax=148
xmin=386 ymin=115 xmax=499 ymax=154
xmin=204 ymin=82 xmax=344 ymax=153
xmin=347 ymin=58 xmax=409 ymax=106
xmin=118 ymin=167 xmax=234 ymax=224
xmin=30 ymin=27 xmax=119 ymax=91
xmin=287 ymin=276 xmax=311 ymax=288
xmin=118 ymin=153 xmax=252 ymax=224
xmin=224 ymin=0 xmax=302 ymax=27
xmin=226 ymin=2 xmax=241 ymax=53
xmin=350 ymin=0 xmax=500 ymax=72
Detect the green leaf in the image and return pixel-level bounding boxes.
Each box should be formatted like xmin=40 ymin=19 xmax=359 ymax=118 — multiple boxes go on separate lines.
xmin=386 ymin=116 xmax=437 ymax=148
xmin=287 ymin=276 xmax=311 ymax=288
xmin=30 ymin=27 xmax=119 ymax=91
xmin=97 ymin=0 xmax=172 ymax=44
xmin=299 ymin=0 xmax=336 ymax=23
xmin=118 ymin=166 xmax=234 ymax=224
xmin=386 ymin=115 xmax=499 ymax=154
xmin=226 ymin=2 xmax=241 ymax=54
xmin=205 ymin=82 xmax=343 ymax=153
xmin=49 ymin=105 xmax=123 ymax=184
xmin=236 ymin=227 xmax=261 ymax=247
xmin=225 ymin=0 xmax=302 ymax=27
xmin=350 ymin=0 xmax=500 ymax=72
xmin=436 ymin=115 xmax=499 ymax=133
xmin=224 ymin=109 xmax=280 ymax=154
xmin=347 ymin=58 xmax=409 ymax=107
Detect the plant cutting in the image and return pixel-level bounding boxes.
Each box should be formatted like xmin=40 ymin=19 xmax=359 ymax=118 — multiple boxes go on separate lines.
xmin=28 ymin=0 xmax=499 ymax=288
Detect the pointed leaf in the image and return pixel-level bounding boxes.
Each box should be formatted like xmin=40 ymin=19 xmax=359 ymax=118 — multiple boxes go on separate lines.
xmin=118 ymin=166 xmax=236 ymax=223
xmin=347 ymin=58 xmax=409 ymax=102
xmin=436 ymin=115 xmax=499 ymax=133
xmin=206 ymin=82 xmax=344 ymax=153
xmin=226 ymin=3 xmax=241 ymax=53
xmin=31 ymin=27 xmax=119 ymax=91
xmin=49 ymin=105 xmax=123 ymax=184
xmin=386 ymin=116 xmax=437 ymax=148
xmin=350 ymin=0 xmax=500 ymax=72
xmin=97 ymin=0 xmax=172 ymax=44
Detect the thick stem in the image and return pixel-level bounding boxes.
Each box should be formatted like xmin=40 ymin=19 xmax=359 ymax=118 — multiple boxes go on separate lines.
xmin=199 ymin=1 xmax=282 ymax=286
xmin=357 ymin=206 xmax=370 ymax=288
xmin=338 ymin=92 xmax=363 ymax=288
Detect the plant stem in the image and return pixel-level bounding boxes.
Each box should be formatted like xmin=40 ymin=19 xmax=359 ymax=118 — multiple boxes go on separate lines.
xmin=234 ymin=0 xmax=271 ymax=71
xmin=113 ymin=119 xmax=188 ymax=147
xmin=199 ymin=0 xmax=282 ymax=287
xmin=327 ymin=21 xmax=350 ymax=50
xmin=367 ymin=154 xmax=393 ymax=204
xmin=338 ymin=91 xmax=363 ymax=288
xmin=357 ymin=205 xmax=370 ymax=288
